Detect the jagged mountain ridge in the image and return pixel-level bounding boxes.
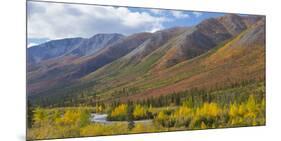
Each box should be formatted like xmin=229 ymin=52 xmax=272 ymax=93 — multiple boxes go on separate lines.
xmin=28 ymin=37 xmax=84 ymax=64
xmin=27 ymin=32 xmax=152 ymax=95
xmin=28 ymin=33 xmax=124 ymax=64
xmin=27 ymin=14 xmax=265 ymax=107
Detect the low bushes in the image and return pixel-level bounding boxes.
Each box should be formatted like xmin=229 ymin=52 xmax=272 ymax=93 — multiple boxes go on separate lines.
xmin=107 ymin=104 xmax=128 ymax=121
xmin=27 ymin=95 xmax=265 ymax=140
xmin=107 ymin=104 xmax=153 ymax=121
xmin=154 ymin=95 xmax=265 ymax=129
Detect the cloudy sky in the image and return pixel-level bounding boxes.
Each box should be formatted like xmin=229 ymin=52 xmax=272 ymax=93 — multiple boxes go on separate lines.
xmin=27 ymin=1 xmax=224 ymax=47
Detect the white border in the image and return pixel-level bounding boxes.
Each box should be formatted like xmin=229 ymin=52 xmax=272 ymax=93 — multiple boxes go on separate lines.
xmin=0 ymin=0 xmax=280 ymax=141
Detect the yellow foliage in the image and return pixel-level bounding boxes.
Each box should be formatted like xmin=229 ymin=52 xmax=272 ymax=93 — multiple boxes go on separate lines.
xmin=53 ymin=109 xmax=90 ymax=127
xmin=172 ymin=106 xmax=193 ymax=126
xmin=229 ymin=103 xmax=247 ymax=117
xmin=246 ymin=95 xmax=257 ymax=112
xmin=201 ymin=122 xmax=207 ymax=129
xmin=95 ymin=105 xmax=103 ymax=113
xmin=229 ymin=103 xmax=238 ymax=117
xmin=197 ymin=103 xmax=220 ymax=117
xmin=133 ymin=105 xmax=147 ymax=119
xmin=33 ymin=108 xmax=46 ymax=126
xmin=156 ymin=111 xmax=167 ymax=121
xmin=64 ymin=111 xmax=80 ymax=125
xmin=261 ymin=98 xmax=265 ymax=114
xmin=261 ymin=98 xmax=265 ymax=109
xmin=176 ymin=106 xmax=192 ymax=117
xmin=28 ymin=95 xmax=266 ymax=140
xmin=132 ymin=123 xmax=146 ymax=133
xmin=228 ymin=96 xmax=261 ymax=126
xmin=111 ymin=104 xmax=128 ymax=117
xmin=238 ymin=104 xmax=247 ymax=116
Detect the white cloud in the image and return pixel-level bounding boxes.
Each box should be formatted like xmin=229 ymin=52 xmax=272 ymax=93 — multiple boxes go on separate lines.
xmin=192 ymin=12 xmax=203 ymax=17
xmin=27 ymin=2 xmax=170 ymax=40
xmin=171 ymin=11 xmax=190 ymax=19
xmin=149 ymin=9 xmax=163 ymax=15
xmin=27 ymin=42 xmax=38 ymax=48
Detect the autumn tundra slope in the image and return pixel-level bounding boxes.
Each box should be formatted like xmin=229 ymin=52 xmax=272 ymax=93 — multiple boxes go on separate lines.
xmin=27 ymin=33 xmax=151 ymax=95
xmin=27 ymin=14 xmax=265 ymax=107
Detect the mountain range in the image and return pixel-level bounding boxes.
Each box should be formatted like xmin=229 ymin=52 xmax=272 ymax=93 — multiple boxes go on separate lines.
xmin=27 ymin=14 xmax=265 ymax=106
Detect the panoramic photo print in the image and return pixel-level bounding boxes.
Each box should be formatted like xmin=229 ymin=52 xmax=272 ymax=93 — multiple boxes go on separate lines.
xmin=27 ymin=1 xmax=266 ymax=140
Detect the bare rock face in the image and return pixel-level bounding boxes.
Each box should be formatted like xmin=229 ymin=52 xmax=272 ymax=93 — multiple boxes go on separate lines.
xmin=196 ymin=17 xmax=232 ymax=43
xmin=124 ymin=27 xmax=188 ymax=63
xmin=218 ymin=14 xmax=247 ymax=36
xmin=242 ymin=15 xmax=263 ymax=28
xmin=69 ymin=33 xmax=124 ymax=56
xmin=238 ymin=17 xmax=265 ymax=46
xmin=28 ymin=33 xmax=125 ymax=64
xmin=27 ymin=38 xmax=84 ymax=64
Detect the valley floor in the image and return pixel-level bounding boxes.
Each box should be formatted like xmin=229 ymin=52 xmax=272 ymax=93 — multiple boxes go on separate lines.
xmin=27 ymin=81 xmax=265 ymax=140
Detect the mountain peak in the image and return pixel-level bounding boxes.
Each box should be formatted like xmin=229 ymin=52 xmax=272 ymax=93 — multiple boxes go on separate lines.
xmin=27 ymin=37 xmax=84 ymax=64
xmin=89 ymin=33 xmax=124 ymax=39
xmin=217 ymin=14 xmax=247 ymax=35
xmin=196 ymin=17 xmax=231 ymax=44
xmin=70 ymin=33 xmax=125 ymax=56
xmin=28 ymin=33 xmax=125 ymax=64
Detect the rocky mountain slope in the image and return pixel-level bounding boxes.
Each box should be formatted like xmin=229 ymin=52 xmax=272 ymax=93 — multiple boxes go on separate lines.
xmin=27 ymin=14 xmax=265 ymax=106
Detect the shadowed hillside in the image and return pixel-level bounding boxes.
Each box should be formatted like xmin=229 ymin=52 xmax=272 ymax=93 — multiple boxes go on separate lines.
xmin=27 ymin=14 xmax=265 ymax=107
